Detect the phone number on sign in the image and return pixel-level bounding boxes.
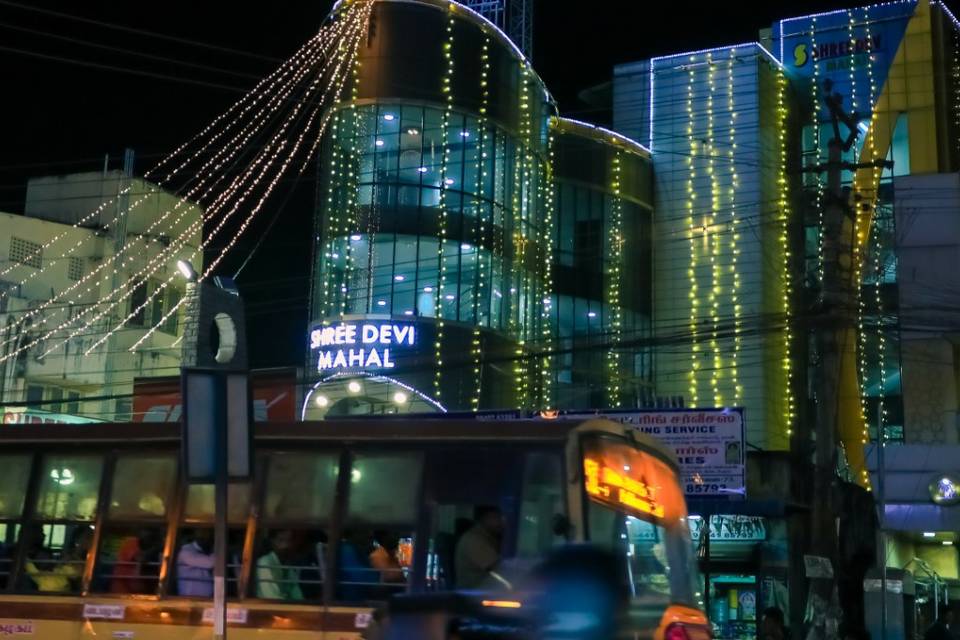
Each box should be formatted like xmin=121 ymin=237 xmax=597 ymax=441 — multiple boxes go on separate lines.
xmin=685 ymin=483 xmax=728 ymax=494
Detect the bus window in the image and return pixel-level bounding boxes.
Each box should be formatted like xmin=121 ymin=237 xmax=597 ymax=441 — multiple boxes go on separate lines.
xmin=0 ymin=455 xmax=31 ymax=589
xmin=335 ymin=452 xmax=421 ymax=603
xmin=516 ymin=451 xmax=565 ymax=558
xmin=254 ymin=451 xmax=340 ymax=601
xmin=19 ymin=454 xmax=102 ymax=594
xmin=421 ymin=448 xmax=522 ymax=592
xmin=93 ymin=455 xmax=176 ymax=595
xmin=177 ymin=483 xmax=250 ymax=597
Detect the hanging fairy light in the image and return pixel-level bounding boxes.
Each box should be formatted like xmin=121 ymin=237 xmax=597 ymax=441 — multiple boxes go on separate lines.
xmin=705 ymin=52 xmax=722 ymax=408
xmin=72 ymin=0 xmax=371 ymax=357
xmin=776 ymin=67 xmax=795 ymax=437
xmin=433 ymin=8 xmax=457 ymax=403
xmin=686 ymin=56 xmax=700 ymax=407
xmin=606 ymin=150 xmax=624 ymax=408
xmin=0 ymin=13 xmax=352 ymax=361
xmin=727 ymin=47 xmax=742 ymax=406
xmin=470 ymin=35 xmax=492 ymax=412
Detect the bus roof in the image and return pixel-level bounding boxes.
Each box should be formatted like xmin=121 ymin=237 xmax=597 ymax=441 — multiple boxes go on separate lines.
xmin=0 ymin=417 xmax=680 ymax=468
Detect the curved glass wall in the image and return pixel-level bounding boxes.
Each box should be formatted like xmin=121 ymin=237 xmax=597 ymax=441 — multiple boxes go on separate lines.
xmin=310 ymin=101 xmax=550 ymax=411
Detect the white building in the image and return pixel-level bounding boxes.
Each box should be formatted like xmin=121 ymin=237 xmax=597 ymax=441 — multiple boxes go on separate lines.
xmin=0 ymin=168 xmax=202 ymax=422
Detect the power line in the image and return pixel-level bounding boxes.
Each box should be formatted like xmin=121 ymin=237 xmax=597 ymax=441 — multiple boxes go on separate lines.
xmin=0 ymin=0 xmax=286 ymax=64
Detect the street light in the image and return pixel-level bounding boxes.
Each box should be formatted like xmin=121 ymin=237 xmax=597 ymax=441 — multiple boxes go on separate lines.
xmin=177 ymin=259 xmax=198 ymax=281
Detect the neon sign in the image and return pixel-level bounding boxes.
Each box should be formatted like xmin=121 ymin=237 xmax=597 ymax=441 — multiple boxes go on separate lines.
xmin=585 ymin=458 xmax=665 ymax=520
xmin=309 ymin=322 xmax=416 ymax=372
xmin=581 ymin=435 xmax=686 ymax=526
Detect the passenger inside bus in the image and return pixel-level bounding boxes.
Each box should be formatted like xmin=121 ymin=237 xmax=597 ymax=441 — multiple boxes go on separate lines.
xmin=21 ymin=524 xmax=90 ymax=593
xmin=454 ymin=505 xmax=504 ymax=589
xmin=176 ymin=528 xmax=215 ymax=597
xmin=337 ymin=529 xmax=373 ymax=601
xmin=369 ymin=530 xmax=405 ymax=585
xmin=256 ymin=529 xmax=303 ymax=600
xmin=108 ymin=528 xmax=163 ymax=594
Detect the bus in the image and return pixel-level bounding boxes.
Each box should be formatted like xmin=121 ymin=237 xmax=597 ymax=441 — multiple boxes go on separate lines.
xmin=0 ymin=417 xmax=707 ymax=639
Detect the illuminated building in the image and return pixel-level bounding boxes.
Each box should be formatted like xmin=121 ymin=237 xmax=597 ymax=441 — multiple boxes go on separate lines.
xmin=304 ymin=0 xmax=654 ymax=417
xmin=612 ymin=1 xmax=960 ymax=633
xmin=0 ymin=168 xmax=201 ymax=423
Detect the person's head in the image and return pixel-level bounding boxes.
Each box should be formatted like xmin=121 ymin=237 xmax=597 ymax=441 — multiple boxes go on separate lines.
xmin=270 ymin=529 xmax=293 ymax=557
xmin=942 ymin=605 xmax=956 ymax=625
xmin=373 ymin=530 xmax=399 ymax=553
xmin=193 ymin=528 xmax=213 ymax=553
xmin=761 ymin=607 xmax=786 ymax=637
xmin=70 ymin=526 xmax=94 ymax=553
xmin=474 ymin=505 xmax=504 ymax=537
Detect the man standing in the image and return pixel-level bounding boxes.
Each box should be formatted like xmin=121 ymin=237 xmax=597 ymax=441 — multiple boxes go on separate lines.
xmin=924 ymin=606 xmax=955 ymax=640
xmin=454 ymin=506 xmax=504 ymax=589
xmin=176 ymin=529 xmax=215 ymax=597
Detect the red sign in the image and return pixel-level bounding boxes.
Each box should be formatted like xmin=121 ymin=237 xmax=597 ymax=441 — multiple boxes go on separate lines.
xmin=132 ymin=369 xmax=297 ymax=423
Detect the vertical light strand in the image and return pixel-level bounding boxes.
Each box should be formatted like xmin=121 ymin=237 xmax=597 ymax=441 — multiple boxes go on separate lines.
xmin=433 ymin=8 xmax=457 ymax=403
xmin=706 ymin=53 xmax=722 ymax=407
xmin=865 ymin=6 xmax=886 ymax=448
xmin=777 ymin=67 xmax=795 ymax=437
xmin=727 ymin=48 xmax=742 ymax=406
xmin=341 ymin=25 xmax=365 ymax=321
xmin=847 ymin=7 xmax=871 ymax=443
xmin=606 ymin=150 xmax=624 ymax=408
xmin=811 ymin=18 xmax=826 ymax=285
xmin=322 ymin=108 xmax=344 ymax=321
xmin=470 ymin=35 xmax=492 ymax=412
xmin=685 ymin=56 xmax=700 ymax=407
xmin=541 ymin=126 xmax=556 ymax=411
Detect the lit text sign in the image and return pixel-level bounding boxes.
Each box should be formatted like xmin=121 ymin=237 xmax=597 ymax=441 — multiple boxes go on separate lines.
xmin=581 ymin=435 xmax=685 ymax=526
xmin=309 ymin=322 xmax=416 ymax=372
xmin=585 ymin=458 xmax=665 ymax=519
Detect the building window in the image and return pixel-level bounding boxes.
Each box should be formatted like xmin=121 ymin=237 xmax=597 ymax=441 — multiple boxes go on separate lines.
xmin=48 ymin=388 xmax=63 ymax=413
xmin=26 ymin=385 xmax=43 ymax=404
xmin=67 ymin=257 xmax=83 ymax=281
xmin=9 ymin=237 xmax=42 ymax=269
xmin=66 ymin=391 xmax=80 ymax=415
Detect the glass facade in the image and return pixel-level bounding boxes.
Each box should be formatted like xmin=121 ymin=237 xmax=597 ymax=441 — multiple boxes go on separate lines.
xmin=313 ymin=102 xmax=547 ymax=343
xmin=305 ymin=0 xmax=654 ymax=415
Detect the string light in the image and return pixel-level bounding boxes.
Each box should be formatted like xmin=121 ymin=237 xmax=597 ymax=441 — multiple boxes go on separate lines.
xmin=706 ymin=52 xmax=722 ymax=407
xmin=541 ymin=124 xmax=556 ymax=411
xmin=606 ymin=150 xmax=624 ymax=408
xmin=433 ymin=8 xmax=456 ymax=403
xmin=132 ymin=1 xmax=374 ymax=352
xmin=0 ymin=17 xmax=349 ymax=361
xmin=725 ymin=48 xmax=741 ymax=406
xmin=87 ymin=7 xmax=368 ymax=354
xmin=685 ymin=55 xmax=700 ymax=407
xmin=113 ymin=1 xmax=373 ymax=352
xmin=469 ymin=35 xmax=492 ymax=411
xmin=776 ymin=66 xmax=795 ymax=437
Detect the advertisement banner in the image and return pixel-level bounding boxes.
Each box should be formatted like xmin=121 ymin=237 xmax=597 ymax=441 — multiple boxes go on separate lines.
xmin=564 ymin=408 xmax=746 ymax=498
xmin=132 ymin=369 xmax=297 ymax=423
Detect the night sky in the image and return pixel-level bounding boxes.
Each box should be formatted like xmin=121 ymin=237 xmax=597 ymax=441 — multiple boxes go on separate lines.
xmin=0 ymin=0 xmax=865 ymax=368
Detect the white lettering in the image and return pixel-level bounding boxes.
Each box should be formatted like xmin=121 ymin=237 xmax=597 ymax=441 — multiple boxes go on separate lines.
xmin=317 ymin=351 xmax=333 ymax=370
xmin=334 ymin=325 xmax=347 ymax=344
xmin=348 ymin=349 xmax=365 ymax=367
xmin=366 ymin=349 xmax=383 ymax=367
xmin=362 ymin=324 xmax=378 ymax=344
xmin=310 ymin=329 xmax=322 ymax=349
xmin=382 ymin=348 xmax=395 ymax=368
xmin=379 ymin=324 xmax=393 ymax=344
xmin=333 ymin=351 xmax=348 ymax=368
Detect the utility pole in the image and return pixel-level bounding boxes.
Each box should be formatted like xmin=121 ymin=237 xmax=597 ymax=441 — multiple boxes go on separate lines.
xmin=802 ymin=78 xmax=892 ymax=630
